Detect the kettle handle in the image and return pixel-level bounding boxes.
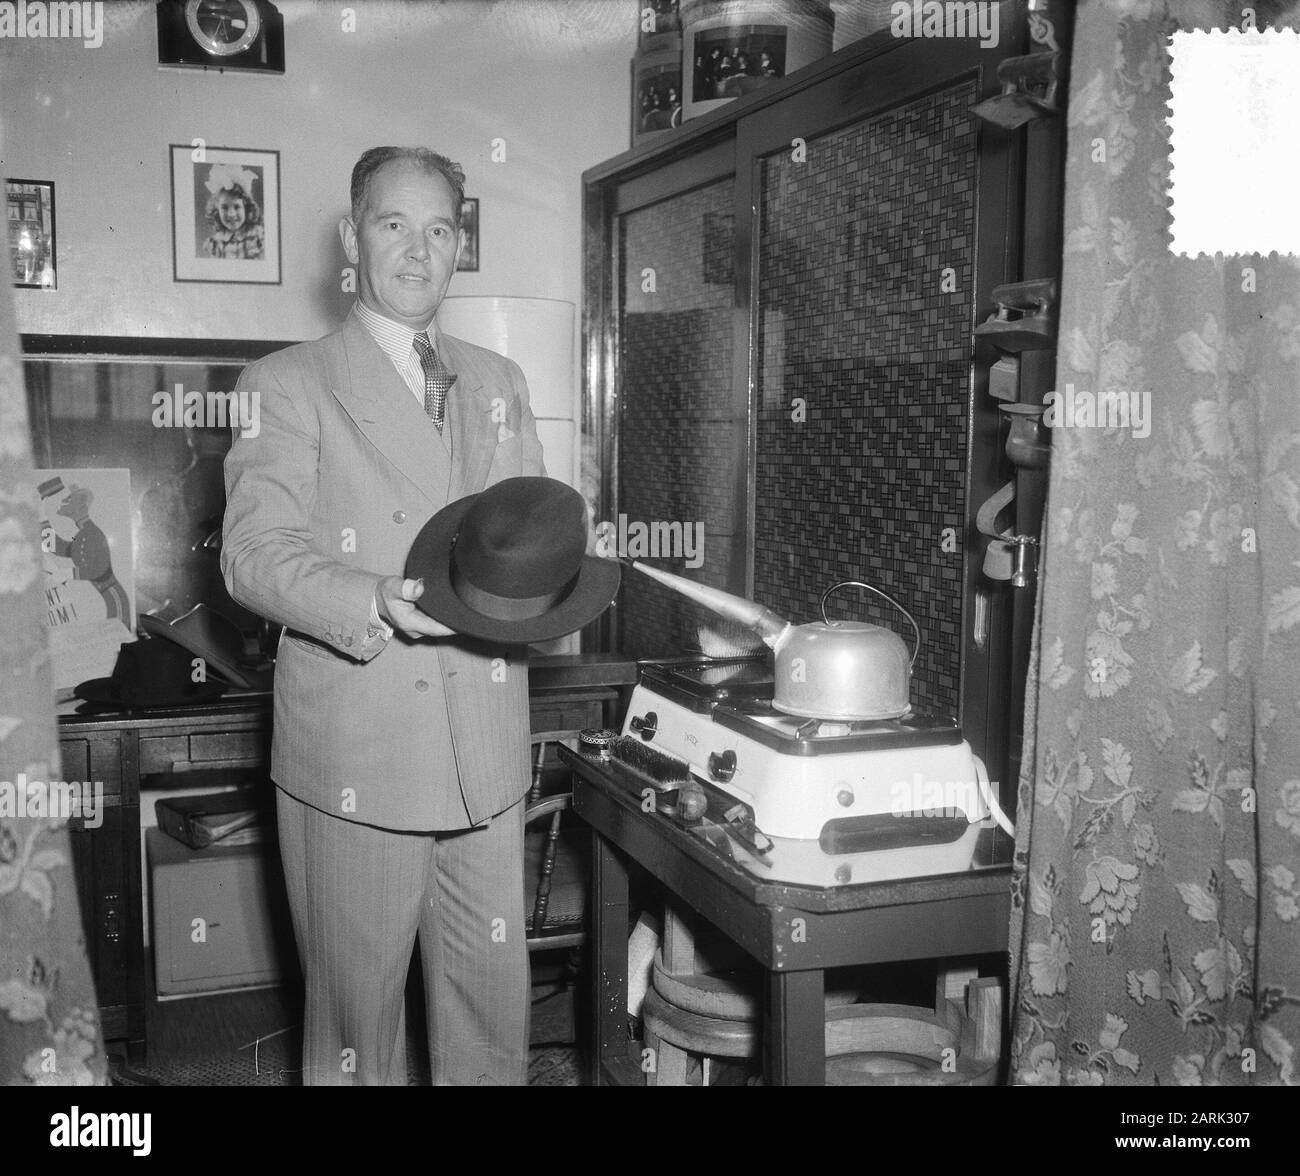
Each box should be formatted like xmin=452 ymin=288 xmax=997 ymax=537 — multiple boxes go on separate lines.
xmin=820 ymin=581 xmax=922 ymax=670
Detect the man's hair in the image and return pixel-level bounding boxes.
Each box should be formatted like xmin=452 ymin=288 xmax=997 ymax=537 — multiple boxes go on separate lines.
xmin=349 ymin=147 xmax=466 ymax=226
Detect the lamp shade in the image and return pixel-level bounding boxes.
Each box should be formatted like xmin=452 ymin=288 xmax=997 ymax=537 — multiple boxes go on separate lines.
xmin=437 ymin=297 xmax=583 ymax=652
xmin=437 ymin=297 xmax=578 ymax=492
xmin=437 ymin=296 xmax=575 ymax=420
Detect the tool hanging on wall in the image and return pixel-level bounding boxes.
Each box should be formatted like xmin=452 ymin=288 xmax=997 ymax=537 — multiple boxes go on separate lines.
xmin=976 ymin=398 xmax=1050 ymax=586
xmin=974 ymin=278 xmax=1058 ymax=353
xmin=976 ymin=482 xmax=1037 ymax=588
xmin=970 ymin=50 xmax=1061 ymax=129
xmin=988 ymin=355 xmax=1021 ymax=403
xmin=1000 ymin=402 xmax=1050 ymax=471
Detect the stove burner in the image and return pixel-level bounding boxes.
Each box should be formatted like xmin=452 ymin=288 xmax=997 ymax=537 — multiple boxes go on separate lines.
xmin=634 ymin=658 xmax=959 ymax=753
xmin=711 ymin=702 xmax=961 ymax=756
xmin=638 ymin=657 xmax=774 ymax=713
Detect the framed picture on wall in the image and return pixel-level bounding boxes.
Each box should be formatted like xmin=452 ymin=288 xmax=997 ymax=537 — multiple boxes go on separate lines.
xmin=457 ymin=198 xmax=479 ymax=272
xmin=169 ymin=144 xmax=281 ymax=284
xmin=6 ymin=179 xmax=57 ymax=290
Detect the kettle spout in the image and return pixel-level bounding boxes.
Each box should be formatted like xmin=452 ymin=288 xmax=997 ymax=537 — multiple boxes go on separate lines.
xmin=629 ymin=560 xmax=791 ymax=648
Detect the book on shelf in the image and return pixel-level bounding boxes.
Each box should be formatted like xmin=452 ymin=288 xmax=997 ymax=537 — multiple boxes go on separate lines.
xmin=155 ymin=787 xmax=268 ymax=850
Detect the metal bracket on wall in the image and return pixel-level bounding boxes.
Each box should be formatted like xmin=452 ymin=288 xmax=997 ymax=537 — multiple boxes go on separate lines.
xmin=974 ymin=278 xmax=1058 ymax=353
xmin=1000 ymin=402 xmax=1050 ymax=471
xmin=974 ymin=398 xmax=1050 ymax=590
xmin=976 ymin=482 xmax=1039 ymax=589
xmin=970 ymin=51 xmax=1061 ymax=129
xmin=1028 ymin=8 xmax=1062 ymax=54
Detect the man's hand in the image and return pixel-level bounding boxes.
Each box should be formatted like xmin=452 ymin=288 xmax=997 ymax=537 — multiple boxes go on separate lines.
xmin=375 ymin=576 xmax=457 ymax=639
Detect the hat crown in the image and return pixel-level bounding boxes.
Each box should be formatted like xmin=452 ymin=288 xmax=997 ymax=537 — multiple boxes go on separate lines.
xmin=404 ymin=474 xmax=620 ymax=643
xmin=453 ymin=477 xmax=586 ymax=599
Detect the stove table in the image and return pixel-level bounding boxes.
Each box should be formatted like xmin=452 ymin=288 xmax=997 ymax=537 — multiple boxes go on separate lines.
xmin=562 ymin=744 xmax=1014 ymax=1086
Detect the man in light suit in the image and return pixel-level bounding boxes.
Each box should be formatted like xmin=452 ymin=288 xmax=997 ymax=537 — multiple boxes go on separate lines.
xmin=222 ymin=147 xmax=543 ymax=1085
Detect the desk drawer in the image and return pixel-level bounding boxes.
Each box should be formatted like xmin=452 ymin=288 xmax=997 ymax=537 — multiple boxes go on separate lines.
xmin=59 ymin=736 xmax=123 ymax=800
xmin=139 ymin=736 xmax=189 ymax=776
xmin=190 ymin=730 xmax=268 ymax=765
xmin=530 ymin=689 xmax=614 ymax=736
xmin=60 ymin=738 xmax=89 ymax=782
xmin=140 ymin=730 xmax=270 ymax=776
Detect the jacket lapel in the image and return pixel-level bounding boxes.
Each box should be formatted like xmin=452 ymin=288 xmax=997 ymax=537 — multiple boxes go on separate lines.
xmin=442 ymin=335 xmax=501 ymax=502
xmin=331 ymin=308 xmax=451 ymax=507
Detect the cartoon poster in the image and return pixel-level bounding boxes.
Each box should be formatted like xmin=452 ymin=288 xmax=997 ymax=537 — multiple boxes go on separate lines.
xmin=34 ymin=469 xmax=136 ymax=696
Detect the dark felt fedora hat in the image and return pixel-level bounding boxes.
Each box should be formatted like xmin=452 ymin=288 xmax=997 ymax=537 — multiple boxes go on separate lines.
xmin=140 ymin=603 xmax=256 ymax=690
xmin=404 ymin=477 xmax=621 ymax=644
xmin=76 ymin=636 xmax=227 ymax=709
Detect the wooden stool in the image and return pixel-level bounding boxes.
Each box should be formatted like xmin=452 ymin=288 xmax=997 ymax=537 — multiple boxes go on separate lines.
xmin=823 ymin=982 xmax=1002 ymax=1086
xmin=643 ymin=986 xmax=757 ymax=1085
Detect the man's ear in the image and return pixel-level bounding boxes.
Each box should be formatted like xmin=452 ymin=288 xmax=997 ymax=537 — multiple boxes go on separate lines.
xmin=453 ymin=225 xmax=466 ymax=273
xmin=339 ymin=217 xmax=359 ymax=265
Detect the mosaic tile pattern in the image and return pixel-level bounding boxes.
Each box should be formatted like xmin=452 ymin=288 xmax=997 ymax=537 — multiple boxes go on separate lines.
xmin=752 ymin=79 xmax=980 ymax=719
xmin=617 ymin=180 xmax=738 ymax=658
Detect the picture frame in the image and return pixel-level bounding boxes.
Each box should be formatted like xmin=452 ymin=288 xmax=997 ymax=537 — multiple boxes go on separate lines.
xmin=691 ymin=25 xmax=788 ymax=104
xmin=169 ymin=144 xmax=281 ymax=284
xmin=457 ymin=197 xmax=479 ymax=272
xmin=6 ymin=179 xmax=57 ymax=290
xmin=633 ymin=55 xmax=683 ymax=143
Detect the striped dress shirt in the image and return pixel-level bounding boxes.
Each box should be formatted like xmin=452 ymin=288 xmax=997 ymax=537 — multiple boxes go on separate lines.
xmin=353 ymin=300 xmax=449 ymax=635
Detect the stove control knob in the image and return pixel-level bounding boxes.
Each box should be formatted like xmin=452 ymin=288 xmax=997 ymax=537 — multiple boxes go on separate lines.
xmin=629 ymin=711 xmax=658 ymax=741
xmin=708 ymin=749 xmax=737 ymax=783
xmin=836 ymin=789 xmax=855 ymax=808
xmin=677 ymin=783 xmax=708 ymax=821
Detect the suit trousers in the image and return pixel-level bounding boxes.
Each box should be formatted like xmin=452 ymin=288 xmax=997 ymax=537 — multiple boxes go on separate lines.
xmin=275 ymin=786 xmax=530 ymax=1085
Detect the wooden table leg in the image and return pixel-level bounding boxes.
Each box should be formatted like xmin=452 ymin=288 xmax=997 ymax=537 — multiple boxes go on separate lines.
xmin=765 ymin=969 xmax=825 ymax=1086
xmin=590 ymin=828 xmax=629 ymax=1086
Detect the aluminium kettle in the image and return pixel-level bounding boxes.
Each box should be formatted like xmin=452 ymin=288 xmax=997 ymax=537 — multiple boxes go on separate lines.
xmin=629 ymin=563 xmax=921 ymax=721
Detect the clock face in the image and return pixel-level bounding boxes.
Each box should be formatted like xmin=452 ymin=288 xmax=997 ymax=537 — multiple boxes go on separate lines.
xmin=184 ymin=0 xmax=262 ymax=57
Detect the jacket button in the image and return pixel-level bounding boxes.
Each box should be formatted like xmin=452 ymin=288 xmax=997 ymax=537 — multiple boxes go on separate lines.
xmin=393 ymin=510 xmax=406 ymax=524
xmin=415 ymin=679 xmax=429 ymax=692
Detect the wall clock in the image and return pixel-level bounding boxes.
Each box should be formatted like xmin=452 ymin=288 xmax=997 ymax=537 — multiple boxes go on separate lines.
xmin=157 ymin=0 xmax=285 ymax=73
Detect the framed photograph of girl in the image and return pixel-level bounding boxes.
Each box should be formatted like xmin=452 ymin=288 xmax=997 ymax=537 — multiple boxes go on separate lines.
xmin=169 ymin=145 xmax=281 ymax=284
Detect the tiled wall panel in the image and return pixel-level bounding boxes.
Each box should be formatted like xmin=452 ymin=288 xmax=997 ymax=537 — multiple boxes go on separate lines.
xmin=617 ymin=180 xmax=738 ymax=658
xmin=753 ymin=79 xmax=979 ymax=718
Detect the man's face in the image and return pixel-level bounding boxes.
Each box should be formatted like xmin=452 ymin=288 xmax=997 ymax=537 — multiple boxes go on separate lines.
xmin=340 ymin=162 xmax=463 ymax=329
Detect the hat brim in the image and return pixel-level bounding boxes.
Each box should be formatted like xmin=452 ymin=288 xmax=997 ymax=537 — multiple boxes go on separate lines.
xmin=404 ymin=494 xmax=622 ymax=645
xmin=140 ymin=613 xmax=256 ymax=690
xmin=74 ymin=676 xmax=227 ymax=709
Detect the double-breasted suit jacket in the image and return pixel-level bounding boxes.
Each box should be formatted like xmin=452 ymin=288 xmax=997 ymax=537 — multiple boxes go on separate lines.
xmin=222 ymin=307 xmax=546 ymax=831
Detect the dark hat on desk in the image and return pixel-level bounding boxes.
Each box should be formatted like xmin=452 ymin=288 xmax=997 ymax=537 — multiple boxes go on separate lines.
xmin=404 ymin=476 xmax=621 ymax=644
xmin=140 ymin=604 xmax=256 ymax=690
xmin=75 ymin=637 xmax=227 ymax=709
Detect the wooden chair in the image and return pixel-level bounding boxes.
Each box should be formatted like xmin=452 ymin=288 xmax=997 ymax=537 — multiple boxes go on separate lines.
xmin=524 ymin=731 xmax=587 ymax=953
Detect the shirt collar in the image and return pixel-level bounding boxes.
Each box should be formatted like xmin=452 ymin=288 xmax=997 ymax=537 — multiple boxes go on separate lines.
xmin=354 ymin=300 xmax=443 ymax=363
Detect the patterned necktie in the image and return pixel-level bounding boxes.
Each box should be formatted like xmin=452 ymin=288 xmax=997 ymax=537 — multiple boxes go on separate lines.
xmin=413 ymin=331 xmax=456 ymax=433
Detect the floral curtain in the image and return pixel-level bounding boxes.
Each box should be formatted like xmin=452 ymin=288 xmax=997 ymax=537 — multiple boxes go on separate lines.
xmin=1010 ymin=0 xmax=1300 ymax=1085
xmin=0 ymin=108 xmax=108 ymax=1083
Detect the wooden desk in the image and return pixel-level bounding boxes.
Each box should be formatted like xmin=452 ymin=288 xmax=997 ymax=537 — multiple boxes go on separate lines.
xmin=562 ymin=745 xmax=1014 ymax=1086
xmin=60 ymin=654 xmax=636 ymax=1061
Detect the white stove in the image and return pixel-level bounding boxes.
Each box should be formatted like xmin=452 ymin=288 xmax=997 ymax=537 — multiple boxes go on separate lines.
xmin=617 ymin=658 xmax=994 ymax=887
